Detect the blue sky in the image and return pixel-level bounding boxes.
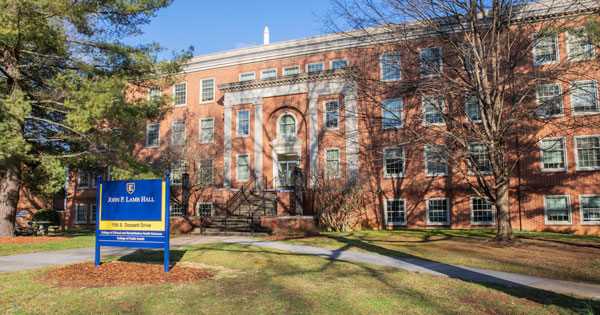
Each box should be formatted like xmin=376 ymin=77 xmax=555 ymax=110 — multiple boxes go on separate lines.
xmin=124 ymin=0 xmax=335 ymax=59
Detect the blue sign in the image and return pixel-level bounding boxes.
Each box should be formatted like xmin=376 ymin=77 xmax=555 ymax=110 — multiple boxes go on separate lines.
xmin=94 ymin=174 xmax=171 ymax=272
xmin=16 ymin=212 xmax=26 ymax=218
xmin=277 ymin=190 xmax=294 ymax=193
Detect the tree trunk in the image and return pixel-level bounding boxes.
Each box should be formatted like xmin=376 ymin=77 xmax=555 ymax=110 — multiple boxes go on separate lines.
xmin=495 ymin=182 xmax=515 ymax=241
xmin=0 ymin=163 xmax=20 ymax=237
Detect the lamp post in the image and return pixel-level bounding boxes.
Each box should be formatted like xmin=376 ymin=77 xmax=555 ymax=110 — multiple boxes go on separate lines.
xmin=182 ymin=164 xmax=189 ymax=216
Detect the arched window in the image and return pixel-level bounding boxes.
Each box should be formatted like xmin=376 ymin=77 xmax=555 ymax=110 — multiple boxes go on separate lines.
xmin=279 ymin=114 xmax=296 ymax=137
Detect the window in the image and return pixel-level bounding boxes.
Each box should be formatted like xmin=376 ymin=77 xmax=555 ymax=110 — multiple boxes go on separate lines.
xmin=146 ymin=123 xmax=160 ymax=148
xmin=575 ymin=135 xmax=600 ymax=170
xmin=330 ymin=59 xmax=349 ymax=69
xmin=324 ymin=100 xmax=339 ymax=130
xmin=148 ymin=87 xmax=161 ymax=101
xmin=279 ymin=114 xmax=296 ymax=137
xmin=92 ymin=171 xmax=103 ymax=189
xmin=171 ymin=161 xmax=185 ymax=186
xmin=420 ymin=47 xmax=442 ymax=77
xmin=77 ymin=171 xmax=89 ymax=189
xmin=200 ymin=118 xmax=214 ymax=143
xmin=283 ymin=65 xmax=300 ymax=75
xmin=197 ymin=203 xmax=213 ymax=218
xmin=261 ymin=69 xmax=277 ymax=79
xmin=237 ymin=109 xmax=250 ymax=137
xmin=383 ymin=147 xmax=404 ymax=178
xmin=580 ymin=195 xmax=600 ymax=224
xmin=108 ymin=128 xmax=121 ymax=151
xmin=471 ymin=197 xmax=495 ymax=225
xmin=385 ymin=199 xmax=406 ymax=225
xmin=567 ymin=29 xmax=594 ymax=61
xmin=465 ymin=94 xmax=482 ymax=123
xmin=306 ymin=62 xmax=324 ymax=73
xmin=422 ymin=95 xmax=445 ymax=125
xmin=424 ymin=146 xmax=448 ymax=176
xmin=198 ymin=159 xmax=213 ymax=185
xmin=571 ymin=80 xmax=599 ymax=114
xmin=382 ymin=99 xmax=403 ymax=129
xmin=380 ymin=53 xmax=401 ymax=81
xmin=544 ymin=195 xmax=571 ymax=224
xmin=173 ymin=82 xmax=186 ymax=106
xmin=540 ymin=138 xmax=567 ymax=171
xmin=469 ymin=143 xmax=492 ymax=173
xmin=170 ymin=203 xmax=184 ymax=217
xmin=75 ymin=204 xmax=87 ymax=224
xmin=533 ymin=34 xmax=559 ymax=65
xmin=200 ymin=78 xmax=215 ymax=103
xmin=239 ymin=72 xmax=255 ymax=81
xmin=172 ymin=120 xmax=186 ymax=146
xmin=236 ymin=154 xmax=250 ymax=182
xmin=536 ymin=83 xmax=563 ymax=117
xmin=325 ymin=148 xmax=340 ymax=178
xmin=90 ymin=204 xmax=97 ymax=224
xmin=426 ymin=198 xmax=450 ymax=225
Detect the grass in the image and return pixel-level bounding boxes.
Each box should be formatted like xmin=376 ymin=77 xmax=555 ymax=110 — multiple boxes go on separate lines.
xmin=0 ymin=229 xmax=96 ymax=256
xmin=1 ymin=242 xmax=599 ymax=314
xmin=278 ymin=229 xmax=600 ymax=285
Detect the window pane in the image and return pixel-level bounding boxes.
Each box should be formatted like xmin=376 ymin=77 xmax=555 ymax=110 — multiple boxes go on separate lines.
xmin=472 ymin=198 xmax=494 ymax=223
xmin=174 ymin=82 xmax=186 ymax=106
xmin=571 ymin=81 xmax=599 ymax=113
xmin=382 ymin=99 xmax=402 ymax=128
xmin=201 ymin=78 xmax=214 ymax=102
xmin=384 ymin=147 xmax=404 ymax=176
xmin=197 ymin=203 xmax=212 ymax=218
xmin=200 ymin=118 xmax=214 ymax=143
xmin=568 ymin=30 xmax=594 ymax=61
xmin=536 ymin=83 xmax=563 ymax=116
xmin=545 ymin=196 xmax=570 ymax=222
xmin=576 ymin=136 xmax=600 ymax=168
xmin=470 ymin=143 xmax=492 ymax=172
xmin=283 ymin=66 xmax=300 ymax=75
xmin=171 ymin=161 xmax=185 ymax=186
xmin=240 ymin=72 xmax=255 ymax=81
xmin=331 ymin=59 xmax=348 ymax=69
xmin=428 ymin=199 xmax=448 ymax=223
xmin=465 ymin=95 xmax=482 ymax=122
xmin=534 ymin=35 xmax=558 ymax=64
xmin=307 ymin=63 xmax=323 ymax=72
xmin=172 ymin=121 xmax=186 ymax=146
xmin=423 ymin=95 xmax=444 ymax=125
xmin=147 ymin=124 xmax=159 ymax=147
xmin=261 ymin=69 xmax=277 ymax=78
xmin=420 ymin=47 xmax=441 ymax=77
xmin=386 ymin=199 xmax=406 ymax=224
xmin=279 ymin=115 xmax=296 ymax=136
xmin=425 ymin=146 xmax=447 ymax=176
xmin=540 ymin=138 xmax=565 ymax=169
xmin=237 ymin=155 xmax=249 ymax=181
xmin=581 ymin=196 xmax=600 ymax=222
xmin=237 ymin=110 xmax=250 ymax=136
xmin=170 ymin=204 xmax=184 ymax=217
xmin=325 ymin=149 xmax=339 ymax=178
xmin=381 ymin=53 xmax=401 ymax=81
xmin=199 ymin=159 xmax=213 ymax=185
xmin=324 ymin=100 xmax=339 ymax=129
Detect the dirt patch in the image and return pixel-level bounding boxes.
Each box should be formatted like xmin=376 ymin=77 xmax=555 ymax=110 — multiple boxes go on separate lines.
xmin=42 ymin=262 xmax=214 ymax=288
xmin=0 ymin=236 xmax=69 ymax=245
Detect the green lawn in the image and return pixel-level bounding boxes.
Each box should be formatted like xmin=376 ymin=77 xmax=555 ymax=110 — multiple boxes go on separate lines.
xmin=0 ymin=229 xmax=96 ymax=256
xmin=0 ymin=242 xmax=598 ymax=314
xmin=278 ymin=229 xmax=600 ymax=285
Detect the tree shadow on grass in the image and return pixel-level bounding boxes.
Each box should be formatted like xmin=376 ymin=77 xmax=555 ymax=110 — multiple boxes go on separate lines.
xmin=55 ymin=229 xmax=96 ymax=237
xmin=116 ymin=249 xmax=187 ymax=268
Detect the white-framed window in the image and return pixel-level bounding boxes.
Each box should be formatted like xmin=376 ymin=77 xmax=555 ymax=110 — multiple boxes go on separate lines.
xmin=172 ymin=120 xmax=186 ymax=146
xmin=382 ymin=98 xmax=403 ymax=129
xmin=420 ymin=47 xmax=442 ymax=77
xmin=279 ymin=114 xmax=296 ymax=137
xmin=533 ymin=33 xmax=559 ymax=65
xmin=426 ymin=198 xmax=450 ymax=225
xmin=90 ymin=204 xmax=97 ymax=224
xmin=239 ymin=72 xmax=255 ymax=81
xmin=236 ymin=154 xmax=250 ymax=182
xmin=330 ymin=59 xmax=349 ymax=69
xmin=306 ymin=62 xmax=324 ymax=73
xmin=575 ymin=135 xmax=600 ymax=170
xmin=173 ymin=82 xmax=187 ymax=106
xmin=170 ymin=203 xmax=184 ymax=217
xmin=424 ymin=146 xmax=448 ymax=176
xmin=570 ymin=80 xmax=599 ymax=114
xmin=383 ymin=147 xmax=405 ymax=178
xmin=469 ymin=143 xmax=492 ymax=174
xmin=75 ymin=204 xmax=87 ymax=224
xmin=283 ymin=65 xmax=300 ymax=75
xmin=198 ymin=158 xmax=213 ymax=185
xmin=197 ymin=202 xmax=213 ymax=218
xmin=536 ymin=83 xmax=563 ymax=117
xmin=92 ymin=171 xmax=103 ymax=189
xmin=544 ymin=195 xmax=571 ymax=224
xmin=567 ymin=29 xmax=595 ymax=61
xmin=260 ymin=68 xmax=277 ymax=79
xmin=200 ymin=78 xmax=215 ymax=103
xmin=171 ymin=161 xmax=186 ymax=186
xmin=324 ymin=148 xmax=340 ymax=179
xmin=580 ymin=195 xmax=600 ymax=225
xmin=146 ymin=123 xmax=160 ymax=148
xmin=380 ymin=53 xmax=401 ymax=81
xmin=199 ymin=118 xmax=214 ymax=143
xmin=422 ymin=95 xmax=445 ymax=126
xmin=470 ymin=197 xmax=495 ymax=225
xmin=77 ymin=171 xmax=89 ymax=189
xmin=324 ymin=100 xmax=339 ymax=130
xmin=384 ymin=199 xmax=407 ymax=225
xmin=540 ymin=137 xmax=567 ymax=171
xmin=465 ymin=94 xmax=482 ymax=123
xmin=237 ymin=109 xmax=250 ymax=137
xmin=148 ymin=87 xmax=161 ymax=101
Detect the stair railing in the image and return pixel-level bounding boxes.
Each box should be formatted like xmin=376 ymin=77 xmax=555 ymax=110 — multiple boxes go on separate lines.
xmin=200 ymin=176 xmax=256 ymax=235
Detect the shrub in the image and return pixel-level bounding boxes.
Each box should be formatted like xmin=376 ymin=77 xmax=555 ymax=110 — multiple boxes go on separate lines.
xmin=32 ymin=209 xmax=60 ymax=226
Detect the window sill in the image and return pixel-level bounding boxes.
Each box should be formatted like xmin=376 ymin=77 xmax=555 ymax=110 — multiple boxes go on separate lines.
xmin=173 ymin=104 xmax=187 ymax=108
xmin=200 ymin=100 xmax=214 ymax=104
xmin=572 ymin=111 xmax=600 ymax=116
xmin=385 ymin=222 xmax=407 ymax=226
xmin=544 ymin=222 xmax=572 ymax=225
xmin=575 ymin=167 xmax=600 ymax=171
xmin=426 ymin=222 xmax=450 ymax=226
xmin=533 ymin=60 xmax=559 ymax=66
xmin=425 ymin=173 xmax=448 ymax=177
xmin=541 ymin=168 xmax=568 ymax=172
xmin=471 ymin=221 xmax=495 ymax=226
xmin=384 ymin=174 xmax=405 ymax=179
xmin=581 ymin=221 xmax=600 ymax=225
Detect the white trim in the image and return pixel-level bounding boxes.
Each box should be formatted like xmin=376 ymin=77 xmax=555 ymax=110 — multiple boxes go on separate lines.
xmin=147 ymin=87 xmax=161 ymax=101
xmin=239 ymin=71 xmax=255 ymax=81
xmin=566 ymin=29 xmax=595 ymax=62
xmin=344 ymin=93 xmax=360 ymax=180
xmin=224 ymin=107 xmax=232 ymax=188
xmin=283 ymin=65 xmax=300 ymax=75
xmin=384 ymin=198 xmax=407 ymax=226
xmin=419 ymin=47 xmax=442 ymax=78
xmin=426 ymin=198 xmax=450 ymax=226
xmin=422 ymin=95 xmax=445 ymax=126
xmin=196 ymin=202 xmax=214 ymax=217
xmin=308 ymin=96 xmax=320 ymax=187
xmin=199 ymin=77 xmax=215 ymax=103
xmin=424 ymin=145 xmax=448 ymax=177
xmin=324 ymin=147 xmax=340 ymax=179
xmin=543 ymin=195 xmax=572 ymax=225
xmin=382 ymin=98 xmax=403 ymax=129
xmin=171 ymin=120 xmax=186 ymax=146
xmin=532 ymin=33 xmax=559 ymax=66
xmin=306 ymin=62 xmax=324 ymax=73
xmin=383 ymin=146 xmax=405 ymax=178
xmin=145 ymin=123 xmax=160 ymax=148
xmin=260 ymin=68 xmax=277 ymax=79
xmin=574 ymin=134 xmax=600 ymax=171
xmin=579 ymin=194 xmax=600 ymax=225
xmin=75 ymin=204 xmax=88 ymax=224
xmin=172 ymin=82 xmax=187 ymax=107
xmin=380 ymin=53 xmax=402 ymax=82
xmin=469 ymin=197 xmax=495 ymax=226
xmin=276 ymin=112 xmax=298 ymax=138
xmin=77 ymin=171 xmax=89 ymax=190
xmin=236 ymin=109 xmax=251 ymax=138
xmin=329 ymin=58 xmax=349 ymax=69
xmin=323 ymin=99 xmax=340 ymax=131
xmin=90 ymin=204 xmax=97 ymax=225
xmin=236 ymin=153 xmax=250 ymax=182
xmin=539 ymin=137 xmax=568 ymax=172
xmin=199 ymin=117 xmax=215 ymax=144
xmin=535 ymin=82 xmax=564 ymax=118
xmin=570 ymin=80 xmax=599 ymax=115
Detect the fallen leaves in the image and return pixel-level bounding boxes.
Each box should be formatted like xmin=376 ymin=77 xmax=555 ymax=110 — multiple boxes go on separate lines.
xmin=0 ymin=236 xmax=69 ymax=245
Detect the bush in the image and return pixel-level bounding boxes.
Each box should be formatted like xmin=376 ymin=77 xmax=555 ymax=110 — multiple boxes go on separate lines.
xmin=32 ymin=209 xmax=60 ymax=226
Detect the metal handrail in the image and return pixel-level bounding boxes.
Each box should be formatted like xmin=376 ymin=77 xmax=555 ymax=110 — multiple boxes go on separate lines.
xmin=200 ymin=176 xmax=257 ymax=234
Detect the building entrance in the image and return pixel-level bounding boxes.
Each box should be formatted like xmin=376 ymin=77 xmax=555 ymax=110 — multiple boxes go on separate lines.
xmin=277 ymin=154 xmax=298 ymax=187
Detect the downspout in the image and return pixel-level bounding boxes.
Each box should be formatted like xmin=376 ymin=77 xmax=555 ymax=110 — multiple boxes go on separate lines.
xmin=515 ymin=136 xmax=523 ymax=231
xmin=63 ymin=166 xmax=69 ymax=230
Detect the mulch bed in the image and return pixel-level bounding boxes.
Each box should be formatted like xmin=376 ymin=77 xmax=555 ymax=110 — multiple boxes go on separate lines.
xmin=43 ymin=262 xmax=214 ymax=288
xmin=0 ymin=236 xmax=69 ymax=245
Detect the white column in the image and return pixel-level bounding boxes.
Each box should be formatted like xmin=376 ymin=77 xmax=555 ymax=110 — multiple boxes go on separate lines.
xmin=344 ymin=93 xmax=360 ymax=180
xmin=223 ymin=106 xmax=232 ymax=188
xmin=254 ymin=98 xmax=263 ymax=189
xmin=308 ymin=94 xmax=319 ymax=187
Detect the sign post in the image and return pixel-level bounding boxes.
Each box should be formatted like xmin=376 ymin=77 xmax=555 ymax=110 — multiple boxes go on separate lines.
xmin=95 ymin=173 xmax=171 ymax=272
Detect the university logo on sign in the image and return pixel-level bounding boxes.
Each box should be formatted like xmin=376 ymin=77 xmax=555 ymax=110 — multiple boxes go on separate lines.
xmin=126 ymin=183 xmax=135 ymax=194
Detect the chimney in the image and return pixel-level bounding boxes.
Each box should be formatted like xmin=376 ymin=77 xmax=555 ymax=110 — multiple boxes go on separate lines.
xmin=263 ymin=26 xmax=270 ymax=45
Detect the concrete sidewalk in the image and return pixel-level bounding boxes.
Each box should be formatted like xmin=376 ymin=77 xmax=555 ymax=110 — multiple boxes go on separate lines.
xmin=224 ymin=238 xmax=600 ymax=299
